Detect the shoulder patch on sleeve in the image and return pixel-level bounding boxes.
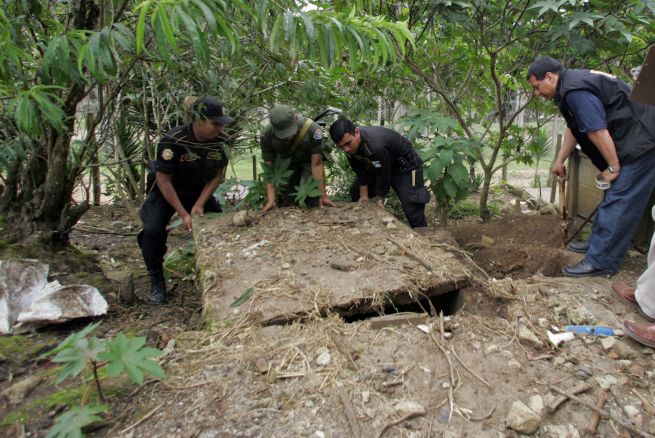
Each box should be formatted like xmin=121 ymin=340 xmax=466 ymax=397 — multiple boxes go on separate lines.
xmin=313 ymin=128 xmax=323 ymax=140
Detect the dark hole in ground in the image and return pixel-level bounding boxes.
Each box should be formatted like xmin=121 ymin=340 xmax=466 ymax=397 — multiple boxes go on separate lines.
xmin=342 ymin=289 xmax=465 ymax=323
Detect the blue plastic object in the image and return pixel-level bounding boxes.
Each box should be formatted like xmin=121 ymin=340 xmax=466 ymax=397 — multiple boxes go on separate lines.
xmin=564 ymin=325 xmax=614 ymax=336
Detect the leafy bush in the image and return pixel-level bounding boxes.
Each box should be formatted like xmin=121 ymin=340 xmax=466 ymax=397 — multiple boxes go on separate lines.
xmin=163 ymin=241 xmax=196 ymax=281
xmin=292 ymin=175 xmax=321 ymax=207
xmin=41 ymin=323 xmax=166 ymax=437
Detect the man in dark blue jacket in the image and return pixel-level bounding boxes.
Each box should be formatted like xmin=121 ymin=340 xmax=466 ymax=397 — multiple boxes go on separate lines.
xmin=527 ymin=56 xmax=655 ymax=277
xmin=329 ymin=118 xmax=430 ymax=228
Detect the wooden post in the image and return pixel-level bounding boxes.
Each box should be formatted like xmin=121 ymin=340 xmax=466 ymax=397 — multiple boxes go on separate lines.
xmin=549 ymin=133 xmax=562 ymax=204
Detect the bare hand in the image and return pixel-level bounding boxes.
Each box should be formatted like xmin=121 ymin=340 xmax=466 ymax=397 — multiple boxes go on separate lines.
xmin=599 ymin=168 xmax=620 ymax=183
xmin=191 ymin=204 xmax=204 ymax=216
xmin=262 ymin=200 xmax=276 ymax=212
xmin=551 ymin=161 xmax=566 ymax=178
xmin=320 ymin=196 xmax=336 ymax=208
xmin=182 ymin=213 xmax=193 ymax=231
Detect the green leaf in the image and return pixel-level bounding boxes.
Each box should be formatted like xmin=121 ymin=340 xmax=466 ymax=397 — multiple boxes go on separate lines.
xmin=41 ymin=322 xmax=102 ymax=359
xmin=98 ymin=333 xmax=166 ymax=384
xmin=135 ymin=0 xmax=153 ymax=55
xmin=292 ymin=175 xmax=321 ymax=206
xmin=45 ymin=404 xmax=107 ymax=438
xmin=52 ymin=337 xmax=107 ymax=384
xmin=230 ymin=287 xmax=254 ymax=307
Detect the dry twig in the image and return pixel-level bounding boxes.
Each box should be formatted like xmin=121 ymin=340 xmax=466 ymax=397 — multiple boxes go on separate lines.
xmin=450 ymin=345 xmax=491 ymax=388
xmin=549 ymin=386 xmax=653 ymax=438
xmin=376 ymin=411 xmax=425 ymax=438
xmin=337 ymin=387 xmax=361 ymax=438
xmin=120 ymin=402 xmax=164 ymax=434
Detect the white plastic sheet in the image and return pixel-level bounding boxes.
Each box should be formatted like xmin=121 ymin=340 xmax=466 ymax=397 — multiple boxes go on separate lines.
xmin=0 ymin=259 xmax=108 ymax=334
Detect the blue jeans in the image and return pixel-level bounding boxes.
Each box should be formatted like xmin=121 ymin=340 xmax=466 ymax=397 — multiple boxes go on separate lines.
xmin=585 ymin=146 xmax=655 ymax=273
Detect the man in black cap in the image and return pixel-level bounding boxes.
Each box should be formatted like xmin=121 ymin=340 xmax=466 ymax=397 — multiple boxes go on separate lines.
xmin=137 ymin=96 xmax=233 ymax=304
xmin=260 ymin=104 xmax=335 ymax=211
xmin=328 ymin=118 xmax=430 ymax=228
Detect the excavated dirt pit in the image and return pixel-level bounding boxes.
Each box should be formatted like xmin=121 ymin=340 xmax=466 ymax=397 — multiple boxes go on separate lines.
xmin=449 ymin=214 xmax=585 ymax=279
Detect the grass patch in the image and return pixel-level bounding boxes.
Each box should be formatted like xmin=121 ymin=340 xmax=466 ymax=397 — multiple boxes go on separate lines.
xmin=448 ymin=199 xmax=503 ymax=219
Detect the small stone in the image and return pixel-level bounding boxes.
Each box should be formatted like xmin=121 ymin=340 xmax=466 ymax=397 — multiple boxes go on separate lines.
xmin=281 ymin=263 xmax=291 ymax=269
xmin=554 ymin=357 xmax=566 ymax=366
xmin=381 ymin=217 xmax=394 ymax=224
xmin=394 ymin=400 xmax=426 ymax=416
xmin=596 ymin=375 xmax=618 ymax=390
xmin=1 ymin=375 xmax=43 ymax=405
xmin=485 ymin=344 xmax=499 ymax=355
xmin=507 ymin=358 xmax=522 ymax=369
xmin=361 ymin=391 xmax=370 ymax=404
xmin=500 ymin=349 xmax=513 ymax=359
xmin=623 ymin=405 xmax=640 ymax=420
xmin=386 ymin=222 xmax=398 ymax=229
xmin=612 ymin=340 xmax=637 ymax=359
xmin=441 ymin=382 xmax=450 ymax=389
xmin=480 ymin=235 xmax=495 ymax=248
xmin=528 ymin=395 xmax=544 ymax=415
xmin=600 ymin=337 xmax=616 ymax=351
xmin=506 ymin=400 xmax=541 ymax=434
xmin=566 ymin=307 xmax=596 ymax=325
xmin=627 ymin=364 xmax=645 ymax=378
xmin=647 ymin=419 xmax=655 ymax=434
xmin=316 ymin=351 xmax=331 ymax=367
xmin=310 ymin=431 xmax=325 ymax=438
xmin=577 ymin=365 xmax=593 ymax=378
xmin=518 ymin=325 xmax=544 ymax=347
xmin=541 ymin=424 xmax=580 ymax=438
xmin=437 ymin=407 xmax=450 ymax=423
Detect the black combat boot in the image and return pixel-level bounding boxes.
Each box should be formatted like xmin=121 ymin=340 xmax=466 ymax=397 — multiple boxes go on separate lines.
xmin=147 ymin=268 xmax=167 ymax=305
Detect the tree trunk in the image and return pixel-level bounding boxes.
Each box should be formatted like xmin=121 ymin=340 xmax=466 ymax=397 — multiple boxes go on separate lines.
xmin=479 ymin=172 xmax=493 ymax=221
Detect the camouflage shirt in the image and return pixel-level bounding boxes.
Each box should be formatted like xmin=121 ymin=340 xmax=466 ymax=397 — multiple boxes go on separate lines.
xmin=260 ymin=117 xmax=325 ymax=168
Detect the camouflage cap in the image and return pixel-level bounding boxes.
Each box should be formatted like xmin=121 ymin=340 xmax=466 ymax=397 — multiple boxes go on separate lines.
xmin=269 ymin=104 xmax=298 ymax=139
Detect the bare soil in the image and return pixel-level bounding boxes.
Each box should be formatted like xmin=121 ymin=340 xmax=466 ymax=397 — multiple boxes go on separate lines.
xmin=1 ymin=188 xmax=654 ymax=438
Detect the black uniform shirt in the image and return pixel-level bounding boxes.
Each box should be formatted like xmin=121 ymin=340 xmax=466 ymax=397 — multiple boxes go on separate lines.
xmin=348 ymin=126 xmax=422 ymax=197
xmin=154 ymin=124 xmax=229 ymax=196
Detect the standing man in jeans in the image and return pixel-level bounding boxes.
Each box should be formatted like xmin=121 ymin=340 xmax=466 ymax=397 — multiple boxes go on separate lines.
xmin=138 ymin=97 xmax=233 ymax=304
xmin=329 ymin=118 xmax=430 ymax=228
xmin=527 ymin=56 xmax=655 ymax=277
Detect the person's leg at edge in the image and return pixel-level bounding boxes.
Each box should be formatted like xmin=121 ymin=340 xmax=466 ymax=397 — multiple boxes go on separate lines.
xmin=138 ymin=192 xmax=175 ymax=304
xmin=390 ymin=171 xmax=428 ymax=228
xmin=583 ymin=147 xmax=655 ymax=273
xmin=635 ymin=205 xmax=655 ymax=319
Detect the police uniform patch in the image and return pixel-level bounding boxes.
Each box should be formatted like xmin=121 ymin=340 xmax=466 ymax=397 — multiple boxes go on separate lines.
xmin=162 ymin=148 xmax=173 ymax=161
xmin=313 ymin=128 xmax=323 ymax=140
xmin=207 ymin=151 xmax=222 ymax=160
xmin=372 ymin=160 xmax=382 ymax=168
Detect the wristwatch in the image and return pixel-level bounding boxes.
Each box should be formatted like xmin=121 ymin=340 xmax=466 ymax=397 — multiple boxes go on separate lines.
xmin=607 ymin=165 xmax=620 ymax=174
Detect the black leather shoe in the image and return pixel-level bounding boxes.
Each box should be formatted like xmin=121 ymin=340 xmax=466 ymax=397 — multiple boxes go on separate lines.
xmin=562 ymin=260 xmax=613 ymax=278
xmin=566 ymin=240 xmax=589 ymax=253
xmin=147 ymin=268 xmax=167 ymax=305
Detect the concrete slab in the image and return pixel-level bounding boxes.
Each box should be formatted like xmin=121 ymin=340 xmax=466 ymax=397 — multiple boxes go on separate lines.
xmin=192 ymin=203 xmax=470 ymax=326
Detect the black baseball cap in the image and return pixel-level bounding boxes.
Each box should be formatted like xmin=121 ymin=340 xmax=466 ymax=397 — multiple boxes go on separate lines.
xmin=196 ymin=97 xmax=234 ymax=125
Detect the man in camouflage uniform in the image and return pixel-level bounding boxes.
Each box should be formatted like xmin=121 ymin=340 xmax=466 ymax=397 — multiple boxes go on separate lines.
xmin=260 ymin=104 xmax=335 ymax=211
xmin=138 ymin=97 xmax=233 ymax=304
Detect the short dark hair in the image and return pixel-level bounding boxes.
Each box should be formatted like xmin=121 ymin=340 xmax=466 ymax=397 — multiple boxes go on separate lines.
xmin=329 ymin=118 xmax=357 ymax=143
xmin=527 ymin=56 xmax=563 ymax=80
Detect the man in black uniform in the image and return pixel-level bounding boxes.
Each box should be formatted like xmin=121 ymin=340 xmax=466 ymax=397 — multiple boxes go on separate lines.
xmin=328 ymin=118 xmax=430 ymax=228
xmin=138 ymin=97 xmax=233 ymax=304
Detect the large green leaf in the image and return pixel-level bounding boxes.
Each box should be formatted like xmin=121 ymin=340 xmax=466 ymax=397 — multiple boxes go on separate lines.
xmin=45 ymin=404 xmax=107 ymax=438
xmin=98 ymin=334 xmax=166 ymax=384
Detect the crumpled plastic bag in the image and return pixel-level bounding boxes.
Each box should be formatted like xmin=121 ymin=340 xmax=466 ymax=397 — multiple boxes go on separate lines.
xmin=0 ymin=259 xmax=108 ymax=334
